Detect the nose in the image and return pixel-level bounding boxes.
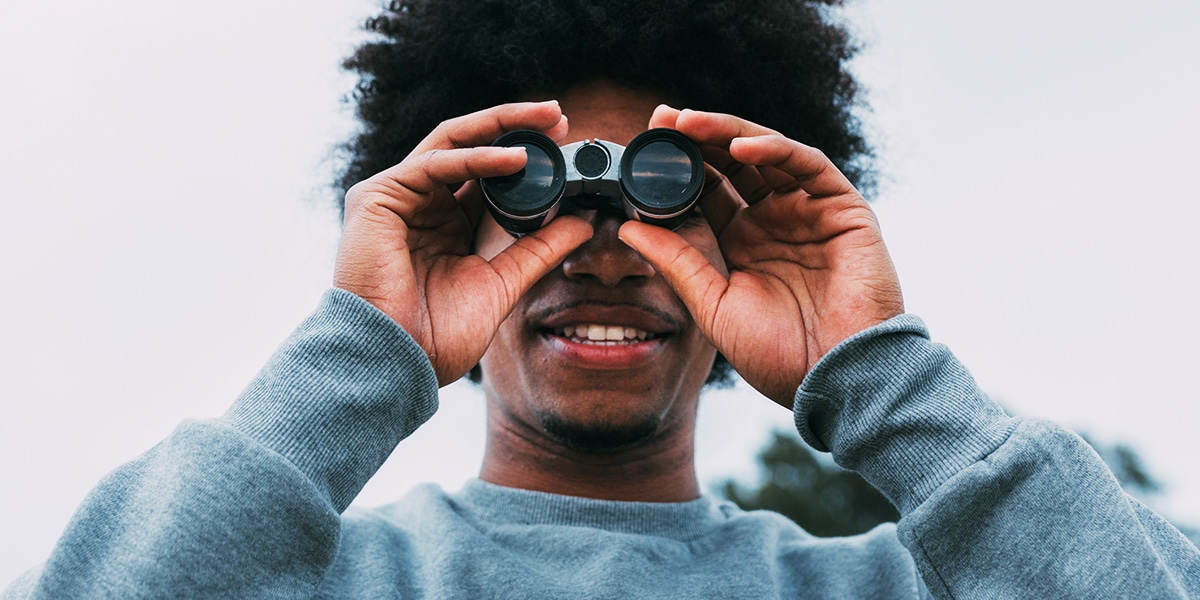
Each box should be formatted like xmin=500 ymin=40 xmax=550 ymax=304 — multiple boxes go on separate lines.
xmin=560 ymin=210 xmax=656 ymax=286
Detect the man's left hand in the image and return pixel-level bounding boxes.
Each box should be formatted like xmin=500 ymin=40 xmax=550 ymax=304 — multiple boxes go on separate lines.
xmin=619 ymin=106 xmax=904 ymax=408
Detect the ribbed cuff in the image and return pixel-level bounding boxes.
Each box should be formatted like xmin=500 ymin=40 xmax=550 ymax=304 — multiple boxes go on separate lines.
xmin=224 ymin=288 xmax=438 ymax=513
xmin=793 ymin=315 xmax=1017 ymax=514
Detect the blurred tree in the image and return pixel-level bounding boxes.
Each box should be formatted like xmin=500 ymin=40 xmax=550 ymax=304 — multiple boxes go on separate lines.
xmin=718 ymin=428 xmax=1197 ymax=543
xmin=717 ymin=431 xmax=897 ymax=537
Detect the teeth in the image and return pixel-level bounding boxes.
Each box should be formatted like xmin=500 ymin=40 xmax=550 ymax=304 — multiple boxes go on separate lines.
xmin=554 ymin=324 xmax=653 ymax=343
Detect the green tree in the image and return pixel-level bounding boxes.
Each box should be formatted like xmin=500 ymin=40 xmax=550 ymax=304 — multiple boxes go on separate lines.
xmin=717 ymin=431 xmax=897 ymax=537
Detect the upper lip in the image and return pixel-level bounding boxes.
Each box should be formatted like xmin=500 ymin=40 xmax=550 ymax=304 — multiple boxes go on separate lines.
xmin=530 ymin=300 xmax=681 ymax=336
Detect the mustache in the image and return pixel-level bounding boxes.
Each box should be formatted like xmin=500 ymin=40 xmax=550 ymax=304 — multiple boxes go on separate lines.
xmin=527 ymin=298 xmax=685 ymax=330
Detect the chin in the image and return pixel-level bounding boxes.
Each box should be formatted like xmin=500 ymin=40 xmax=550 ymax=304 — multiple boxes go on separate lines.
xmin=535 ymin=409 xmax=661 ymax=453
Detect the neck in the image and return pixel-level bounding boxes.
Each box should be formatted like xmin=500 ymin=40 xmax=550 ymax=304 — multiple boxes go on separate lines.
xmin=478 ymin=406 xmax=700 ymax=503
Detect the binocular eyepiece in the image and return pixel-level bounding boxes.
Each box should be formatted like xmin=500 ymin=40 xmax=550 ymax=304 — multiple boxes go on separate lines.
xmin=480 ymin=128 xmax=705 ymax=237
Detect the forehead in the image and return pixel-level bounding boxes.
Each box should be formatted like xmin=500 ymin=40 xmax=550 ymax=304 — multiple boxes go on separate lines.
xmin=554 ymin=80 xmax=668 ymax=146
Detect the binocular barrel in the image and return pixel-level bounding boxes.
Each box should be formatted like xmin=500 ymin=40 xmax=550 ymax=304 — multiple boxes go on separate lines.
xmin=480 ymin=129 xmax=704 ymax=237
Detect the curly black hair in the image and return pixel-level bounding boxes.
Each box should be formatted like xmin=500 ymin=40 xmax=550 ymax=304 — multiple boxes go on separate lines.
xmin=338 ymin=0 xmax=873 ymax=387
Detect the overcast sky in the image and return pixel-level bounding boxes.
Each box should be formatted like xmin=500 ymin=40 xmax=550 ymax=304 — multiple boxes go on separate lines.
xmin=2 ymin=0 xmax=1197 ymax=584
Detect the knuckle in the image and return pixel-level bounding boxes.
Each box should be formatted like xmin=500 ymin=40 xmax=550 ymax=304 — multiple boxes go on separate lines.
xmin=345 ymin=180 xmax=366 ymax=201
xmin=344 ymin=180 xmax=375 ymax=210
xmin=419 ymin=149 xmax=443 ymax=181
xmin=432 ymin=116 xmax=458 ymax=135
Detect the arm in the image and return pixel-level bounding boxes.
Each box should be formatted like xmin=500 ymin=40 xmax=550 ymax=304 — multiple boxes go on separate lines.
xmin=8 ymin=289 xmax=437 ymax=599
xmin=797 ymin=315 xmax=1200 ymax=597
xmin=621 ymin=107 xmax=1200 ymax=597
xmin=5 ymin=102 xmax=592 ymax=599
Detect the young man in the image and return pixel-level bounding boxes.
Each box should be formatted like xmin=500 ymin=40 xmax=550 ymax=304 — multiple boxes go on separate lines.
xmin=6 ymin=1 xmax=1199 ymax=598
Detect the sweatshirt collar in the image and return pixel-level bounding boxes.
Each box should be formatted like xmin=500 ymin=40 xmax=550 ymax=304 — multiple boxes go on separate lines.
xmin=453 ymin=479 xmax=735 ymax=542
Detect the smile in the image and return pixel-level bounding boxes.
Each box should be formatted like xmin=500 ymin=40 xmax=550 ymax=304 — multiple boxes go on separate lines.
xmin=552 ymin=324 xmax=658 ymax=344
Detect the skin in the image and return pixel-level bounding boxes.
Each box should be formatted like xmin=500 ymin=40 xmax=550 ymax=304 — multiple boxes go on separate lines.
xmin=335 ymin=80 xmax=904 ymax=503
xmin=474 ymin=82 xmax=723 ymax=501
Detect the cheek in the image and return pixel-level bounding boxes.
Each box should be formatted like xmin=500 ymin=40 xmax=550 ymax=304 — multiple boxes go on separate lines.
xmin=478 ymin=316 xmax=522 ymax=398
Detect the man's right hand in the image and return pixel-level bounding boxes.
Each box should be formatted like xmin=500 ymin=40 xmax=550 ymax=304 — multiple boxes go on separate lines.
xmin=334 ymin=101 xmax=593 ymax=386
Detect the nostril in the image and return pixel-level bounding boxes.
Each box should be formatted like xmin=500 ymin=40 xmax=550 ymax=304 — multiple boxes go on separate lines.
xmin=561 ymin=222 xmax=656 ymax=286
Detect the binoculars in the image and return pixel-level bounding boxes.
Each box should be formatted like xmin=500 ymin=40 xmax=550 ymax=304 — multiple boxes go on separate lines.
xmin=480 ymin=128 xmax=705 ymax=237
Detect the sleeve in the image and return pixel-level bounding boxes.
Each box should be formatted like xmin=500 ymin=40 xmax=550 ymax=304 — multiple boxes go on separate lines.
xmin=793 ymin=315 xmax=1200 ymax=599
xmin=3 ymin=288 xmax=439 ymax=600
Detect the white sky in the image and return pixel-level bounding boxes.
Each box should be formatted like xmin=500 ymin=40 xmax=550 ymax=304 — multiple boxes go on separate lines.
xmin=1 ymin=0 xmax=1197 ymax=584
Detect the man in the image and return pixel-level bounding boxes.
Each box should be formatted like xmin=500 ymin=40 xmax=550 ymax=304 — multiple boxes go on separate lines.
xmin=6 ymin=1 xmax=1199 ymax=598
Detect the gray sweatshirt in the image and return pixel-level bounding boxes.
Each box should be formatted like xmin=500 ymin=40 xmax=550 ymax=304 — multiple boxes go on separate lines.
xmin=5 ymin=289 xmax=1198 ymax=598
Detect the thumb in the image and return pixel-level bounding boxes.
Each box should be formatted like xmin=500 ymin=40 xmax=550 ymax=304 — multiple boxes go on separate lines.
xmin=617 ymin=221 xmax=728 ymax=332
xmin=485 ymin=215 xmax=594 ymax=311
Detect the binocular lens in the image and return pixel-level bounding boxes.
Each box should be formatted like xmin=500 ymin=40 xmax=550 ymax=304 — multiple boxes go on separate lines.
xmin=487 ymin=143 xmax=558 ymax=211
xmin=483 ymin=134 xmax=565 ymax=214
xmin=620 ymin=129 xmax=705 ymax=228
xmin=624 ymin=140 xmax=695 ymax=210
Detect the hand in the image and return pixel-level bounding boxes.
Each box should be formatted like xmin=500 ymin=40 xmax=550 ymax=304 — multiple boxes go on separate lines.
xmin=334 ymin=101 xmax=593 ymax=385
xmin=618 ymin=107 xmax=904 ymax=407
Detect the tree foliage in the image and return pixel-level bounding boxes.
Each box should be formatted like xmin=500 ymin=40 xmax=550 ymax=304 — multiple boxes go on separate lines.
xmin=718 ymin=431 xmax=897 ymax=537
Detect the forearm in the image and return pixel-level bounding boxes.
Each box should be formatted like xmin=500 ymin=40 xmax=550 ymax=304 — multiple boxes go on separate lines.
xmin=794 ymin=315 xmax=1200 ymax=598
xmin=7 ymin=289 xmax=438 ymax=599
xmin=223 ymin=288 xmax=438 ymax=513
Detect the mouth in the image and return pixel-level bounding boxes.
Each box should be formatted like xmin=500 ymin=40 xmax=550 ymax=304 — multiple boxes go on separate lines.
xmin=548 ymin=324 xmax=663 ymax=345
xmin=530 ymin=301 xmax=679 ymax=368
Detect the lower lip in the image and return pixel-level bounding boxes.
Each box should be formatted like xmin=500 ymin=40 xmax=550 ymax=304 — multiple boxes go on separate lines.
xmin=540 ymin=333 xmax=666 ymax=369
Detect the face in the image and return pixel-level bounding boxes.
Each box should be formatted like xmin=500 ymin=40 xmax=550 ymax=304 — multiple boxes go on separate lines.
xmin=475 ymin=81 xmax=725 ymax=453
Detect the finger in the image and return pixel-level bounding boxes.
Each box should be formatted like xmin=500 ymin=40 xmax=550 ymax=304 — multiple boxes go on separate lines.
xmin=454 ymin=179 xmax=487 ymax=234
xmin=696 ymin=165 xmax=747 ymax=238
xmin=648 ymin=104 xmax=682 ymax=129
xmin=366 ymin=146 xmax=528 ymax=207
xmin=650 ymin=106 xmax=788 ymax=212
xmin=673 ymin=108 xmax=780 ymax=146
xmin=411 ymin=100 xmax=565 ymax=155
xmin=701 ymin=141 xmax=798 ymax=206
xmin=739 ymin=191 xmax=880 ymax=247
xmin=485 ymin=215 xmax=594 ymax=310
xmin=673 ymin=110 xmax=794 ymax=205
xmin=544 ymin=114 xmax=571 ymax=143
xmin=699 ymin=145 xmax=774 ymax=205
xmin=730 ymin=135 xmax=857 ymax=198
xmin=616 ymin=221 xmax=728 ymax=332
xmin=757 ymin=164 xmax=799 ymax=193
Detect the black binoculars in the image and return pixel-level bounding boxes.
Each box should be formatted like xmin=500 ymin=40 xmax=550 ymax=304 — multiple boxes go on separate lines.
xmin=480 ymin=128 xmax=705 ymax=237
